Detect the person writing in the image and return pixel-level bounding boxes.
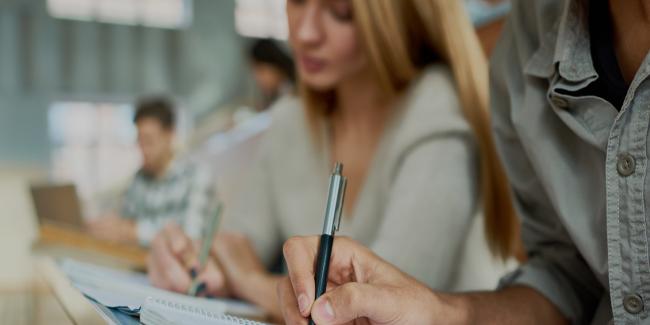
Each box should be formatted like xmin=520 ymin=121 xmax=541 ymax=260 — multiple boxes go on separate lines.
xmin=147 ymin=0 xmax=519 ymax=320
xmin=87 ymin=97 xmax=215 ymax=246
xmin=278 ymin=0 xmax=650 ymax=323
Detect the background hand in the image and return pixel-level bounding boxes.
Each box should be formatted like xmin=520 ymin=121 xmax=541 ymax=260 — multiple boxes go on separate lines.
xmin=85 ymin=214 xmax=137 ymax=244
xmin=147 ymin=223 xmax=228 ymax=296
xmin=213 ymin=232 xmax=283 ymax=320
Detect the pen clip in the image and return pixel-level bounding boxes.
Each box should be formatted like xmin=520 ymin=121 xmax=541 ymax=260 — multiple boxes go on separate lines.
xmin=333 ymin=178 xmax=347 ymax=232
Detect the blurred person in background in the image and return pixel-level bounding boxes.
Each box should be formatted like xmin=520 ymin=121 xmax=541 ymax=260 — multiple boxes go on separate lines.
xmin=147 ymin=0 xmax=520 ymax=321
xmin=249 ymin=39 xmax=296 ymax=111
xmin=86 ymin=96 xmax=216 ymax=246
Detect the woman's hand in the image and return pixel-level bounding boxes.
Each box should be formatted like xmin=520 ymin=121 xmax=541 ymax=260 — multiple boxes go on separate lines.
xmin=278 ymin=236 xmax=444 ymax=325
xmin=147 ymin=223 xmax=229 ymax=296
xmin=213 ymin=233 xmax=284 ymax=321
xmin=212 ymin=233 xmax=266 ymax=296
xmin=147 ymin=226 xmax=285 ymax=320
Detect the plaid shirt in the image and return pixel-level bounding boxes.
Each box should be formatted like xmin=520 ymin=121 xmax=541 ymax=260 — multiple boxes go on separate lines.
xmin=122 ymin=159 xmax=216 ymax=246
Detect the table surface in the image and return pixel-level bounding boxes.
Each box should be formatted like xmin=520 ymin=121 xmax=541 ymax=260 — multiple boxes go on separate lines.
xmin=0 ymin=176 xmax=74 ymax=324
xmin=0 ymin=176 xmax=129 ymax=325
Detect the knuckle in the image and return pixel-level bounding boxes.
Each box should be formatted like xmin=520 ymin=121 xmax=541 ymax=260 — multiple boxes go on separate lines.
xmin=283 ymin=237 xmax=302 ymax=257
xmin=340 ymin=283 xmax=362 ymax=306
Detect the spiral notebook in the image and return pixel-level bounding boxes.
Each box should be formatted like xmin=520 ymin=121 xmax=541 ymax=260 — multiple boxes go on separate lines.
xmin=141 ymin=296 xmax=268 ymax=325
xmin=59 ymin=259 xmax=262 ymax=319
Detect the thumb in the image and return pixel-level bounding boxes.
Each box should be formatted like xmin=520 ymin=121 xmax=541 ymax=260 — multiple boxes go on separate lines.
xmin=311 ymin=283 xmax=399 ymax=325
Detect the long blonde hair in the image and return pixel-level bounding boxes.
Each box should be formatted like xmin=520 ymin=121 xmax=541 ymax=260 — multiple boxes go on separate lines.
xmin=300 ymin=0 xmax=518 ymax=259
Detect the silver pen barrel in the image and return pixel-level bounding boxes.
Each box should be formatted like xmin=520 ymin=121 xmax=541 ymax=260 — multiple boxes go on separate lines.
xmin=322 ymin=163 xmax=347 ymax=235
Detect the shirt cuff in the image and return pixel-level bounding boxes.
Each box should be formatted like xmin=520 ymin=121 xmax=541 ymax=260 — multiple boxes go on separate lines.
xmin=498 ymin=257 xmax=583 ymax=324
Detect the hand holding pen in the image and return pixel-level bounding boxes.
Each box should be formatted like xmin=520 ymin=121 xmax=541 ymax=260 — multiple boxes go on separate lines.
xmin=187 ymin=203 xmax=223 ymax=296
xmin=147 ymin=206 xmax=228 ymax=297
xmin=309 ymin=163 xmax=347 ymax=325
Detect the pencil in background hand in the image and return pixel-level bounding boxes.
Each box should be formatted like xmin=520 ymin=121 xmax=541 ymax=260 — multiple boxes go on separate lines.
xmin=187 ymin=202 xmax=223 ymax=296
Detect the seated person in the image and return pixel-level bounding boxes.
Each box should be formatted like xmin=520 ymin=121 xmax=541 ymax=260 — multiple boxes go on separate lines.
xmin=249 ymin=39 xmax=296 ymax=111
xmin=278 ymin=0 xmax=650 ymax=324
xmin=86 ymin=97 xmax=215 ymax=246
xmin=147 ymin=0 xmax=519 ymax=320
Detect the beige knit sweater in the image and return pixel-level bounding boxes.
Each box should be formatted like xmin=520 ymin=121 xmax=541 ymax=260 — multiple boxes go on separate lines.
xmin=223 ymin=64 xmax=512 ymax=291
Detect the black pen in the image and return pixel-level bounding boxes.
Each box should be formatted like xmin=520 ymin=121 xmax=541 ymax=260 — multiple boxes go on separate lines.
xmin=310 ymin=163 xmax=347 ymax=325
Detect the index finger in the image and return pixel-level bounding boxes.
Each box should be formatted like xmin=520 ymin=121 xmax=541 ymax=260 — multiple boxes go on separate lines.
xmin=282 ymin=236 xmax=320 ymax=317
xmin=149 ymin=233 xmax=192 ymax=293
xmin=162 ymin=223 xmax=196 ymax=268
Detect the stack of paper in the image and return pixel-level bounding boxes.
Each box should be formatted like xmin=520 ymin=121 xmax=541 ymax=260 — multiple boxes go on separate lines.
xmin=59 ymin=259 xmax=263 ymax=319
xmin=141 ymin=297 xmax=268 ymax=325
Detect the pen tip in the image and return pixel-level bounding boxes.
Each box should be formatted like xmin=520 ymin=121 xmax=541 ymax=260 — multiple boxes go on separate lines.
xmin=334 ymin=162 xmax=343 ymax=174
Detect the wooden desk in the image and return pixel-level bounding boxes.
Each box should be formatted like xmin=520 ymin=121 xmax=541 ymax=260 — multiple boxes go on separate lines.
xmin=0 ymin=269 xmax=70 ymax=325
xmin=35 ymin=224 xmax=148 ymax=271
xmin=0 ymin=257 xmax=106 ymax=325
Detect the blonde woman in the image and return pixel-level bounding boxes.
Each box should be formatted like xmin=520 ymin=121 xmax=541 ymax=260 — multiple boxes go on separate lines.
xmin=147 ymin=0 xmax=518 ymax=320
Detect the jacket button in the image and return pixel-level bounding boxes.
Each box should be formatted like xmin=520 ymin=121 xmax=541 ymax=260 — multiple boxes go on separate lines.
xmin=623 ymin=294 xmax=644 ymax=314
xmin=617 ymin=153 xmax=636 ymax=177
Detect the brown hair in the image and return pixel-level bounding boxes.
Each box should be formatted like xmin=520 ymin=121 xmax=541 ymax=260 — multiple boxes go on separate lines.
xmin=299 ymin=0 xmax=518 ymax=259
xmin=134 ymin=96 xmax=176 ymax=130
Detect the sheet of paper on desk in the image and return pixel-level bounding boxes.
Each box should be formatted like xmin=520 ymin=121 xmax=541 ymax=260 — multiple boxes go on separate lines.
xmin=141 ymin=296 xmax=268 ymax=325
xmin=59 ymin=259 xmax=263 ymax=318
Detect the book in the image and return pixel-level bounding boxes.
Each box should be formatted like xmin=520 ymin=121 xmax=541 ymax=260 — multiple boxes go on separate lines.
xmin=141 ymin=296 xmax=268 ymax=325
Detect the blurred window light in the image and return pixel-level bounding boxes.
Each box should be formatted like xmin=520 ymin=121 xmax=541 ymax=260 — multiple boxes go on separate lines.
xmin=233 ymin=0 xmax=509 ymax=39
xmin=466 ymin=0 xmax=511 ymax=27
xmin=48 ymin=101 xmax=191 ymax=206
xmin=235 ymin=0 xmax=287 ymax=40
xmin=47 ymin=0 xmax=193 ymax=29
xmin=48 ymin=102 xmax=141 ymax=204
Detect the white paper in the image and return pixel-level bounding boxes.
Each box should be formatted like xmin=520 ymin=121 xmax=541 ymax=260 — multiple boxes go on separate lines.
xmin=141 ymin=296 xmax=268 ymax=325
xmin=59 ymin=259 xmax=261 ymax=318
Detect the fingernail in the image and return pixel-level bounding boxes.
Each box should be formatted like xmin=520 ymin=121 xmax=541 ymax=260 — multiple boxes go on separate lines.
xmin=315 ymin=299 xmax=335 ymax=321
xmin=190 ymin=268 xmax=197 ymax=279
xmin=298 ymin=294 xmax=310 ymax=314
xmin=196 ymin=282 xmax=207 ymax=296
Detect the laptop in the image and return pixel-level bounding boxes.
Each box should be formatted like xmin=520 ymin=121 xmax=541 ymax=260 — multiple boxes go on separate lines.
xmin=30 ymin=184 xmax=84 ymax=229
